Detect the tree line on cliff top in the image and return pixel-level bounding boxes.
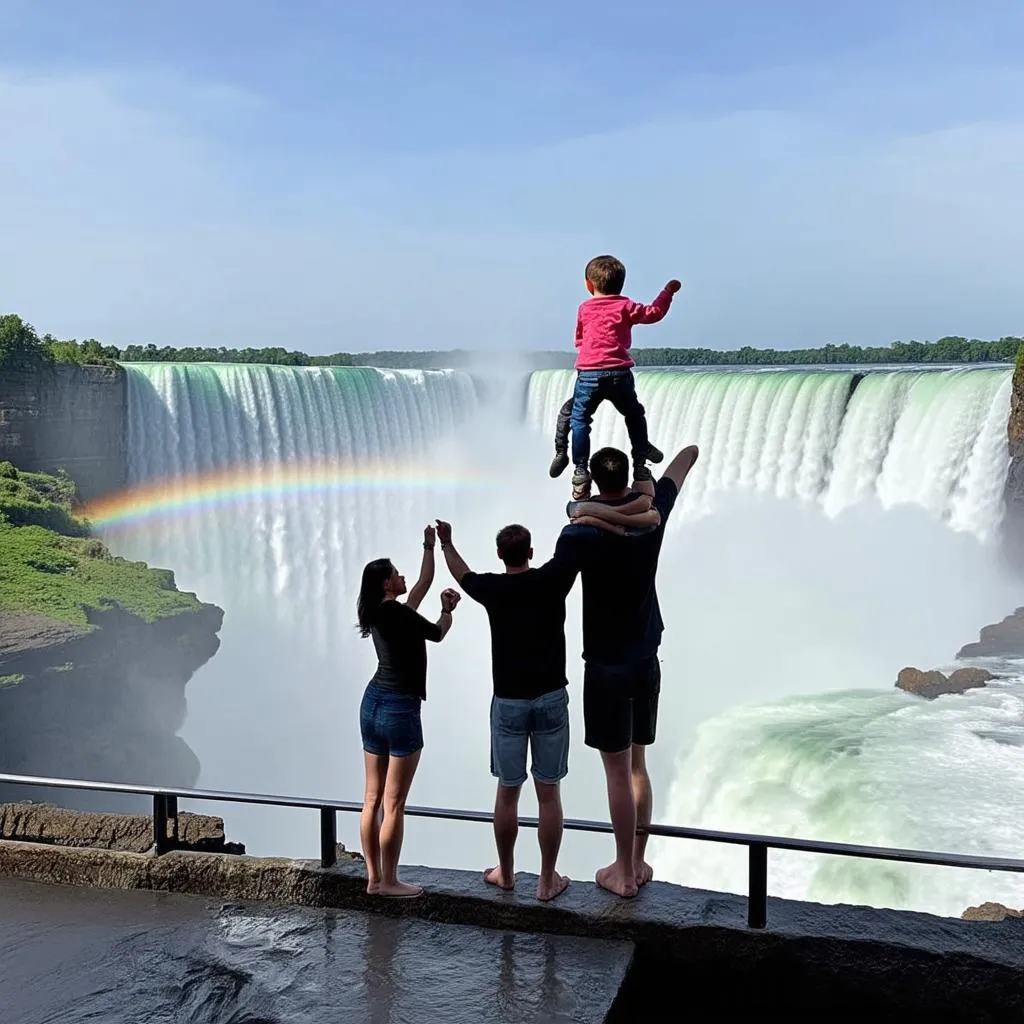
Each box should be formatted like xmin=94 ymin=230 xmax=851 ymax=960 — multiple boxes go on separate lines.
xmin=2 ymin=312 xmax=1022 ymax=370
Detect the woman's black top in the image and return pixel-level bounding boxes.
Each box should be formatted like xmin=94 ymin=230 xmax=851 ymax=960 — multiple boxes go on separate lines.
xmin=368 ymin=600 xmax=443 ymax=700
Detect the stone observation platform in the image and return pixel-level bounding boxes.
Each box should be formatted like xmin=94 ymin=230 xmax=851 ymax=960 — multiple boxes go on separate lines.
xmin=0 ymin=876 xmax=632 ymax=1024
xmin=2 ymin=834 xmax=1024 ymax=1021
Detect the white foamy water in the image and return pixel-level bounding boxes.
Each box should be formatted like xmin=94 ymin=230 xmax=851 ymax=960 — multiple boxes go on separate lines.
xmin=105 ymin=362 xmax=1022 ymax=917
xmin=526 ymin=366 xmax=1012 ymax=541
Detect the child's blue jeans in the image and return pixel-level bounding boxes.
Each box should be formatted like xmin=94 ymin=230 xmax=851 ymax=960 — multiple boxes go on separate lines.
xmin=569 ymin=368 xmax=649 ymax=473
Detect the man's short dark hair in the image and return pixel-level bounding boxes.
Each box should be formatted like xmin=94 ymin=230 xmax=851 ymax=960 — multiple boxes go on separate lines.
xmin=590 ymin=447 xmax=629 ymax=493
xmin=585 ymin=255 xmax=626 ymax=295
xmin=496 ymin=524 xmax=531 ymax=566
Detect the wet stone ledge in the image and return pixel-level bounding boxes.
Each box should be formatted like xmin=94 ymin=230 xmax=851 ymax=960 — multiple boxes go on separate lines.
xmin=1 ymin=841 xmax=1023 ymax=1020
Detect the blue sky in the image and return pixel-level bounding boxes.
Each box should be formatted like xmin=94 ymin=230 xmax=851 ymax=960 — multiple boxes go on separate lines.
xmin=2 ymin=0 xmax=1022 ymax=353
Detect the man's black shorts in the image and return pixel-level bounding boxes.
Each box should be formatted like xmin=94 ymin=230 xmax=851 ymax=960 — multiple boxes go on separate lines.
xmin=582 ymin=657 xmax=661 ymax=753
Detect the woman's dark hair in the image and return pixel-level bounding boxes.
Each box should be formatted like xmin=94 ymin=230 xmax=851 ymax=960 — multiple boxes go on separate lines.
xmin=357 ymin=558 xmax=393 ymax=637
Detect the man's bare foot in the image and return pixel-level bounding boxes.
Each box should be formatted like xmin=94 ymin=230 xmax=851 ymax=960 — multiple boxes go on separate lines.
xmin=484 ymin=866 xmax=515 ymax=891
xmin=636 ymin=861 xmax=654 ymax=887
xmin=537 ymin=873 xmax=570 ymax=902
xmin=375 ymin=880 xmax=423 ymax=898
xmin=366 ymin=880 xmax=380 ymax=895
xmin=596 ymin=863 xmax=638 ymax=898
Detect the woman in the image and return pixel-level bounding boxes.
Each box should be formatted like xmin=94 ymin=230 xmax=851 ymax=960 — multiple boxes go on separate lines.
xmin=357 ymin=525 xmax=460 ymax=897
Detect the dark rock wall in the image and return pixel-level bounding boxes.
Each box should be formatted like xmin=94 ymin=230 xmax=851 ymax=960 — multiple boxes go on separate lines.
xmin=0 ymin=363 xmax=126 ymax=502
xmin=1002 ymin=356 xmax=1024 ymax=570
xmin=0 ymin=605 xmax=223 ymax=810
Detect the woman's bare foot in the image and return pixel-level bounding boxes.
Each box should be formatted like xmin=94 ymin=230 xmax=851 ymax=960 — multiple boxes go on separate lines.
xmin=366 ymin=880 xmax=380 ymax=895
xmin=536 ymin=873 xmax=570 ymax=902
xmin=484 ymin=866 xmax=515 ymax=891
xmin=375 ymin=880 xmax=423 ymax=898
xmin=596 ymin=863 xmax=638 ymax=898
xmin=636 ymin=862 xmax=654 ymax=887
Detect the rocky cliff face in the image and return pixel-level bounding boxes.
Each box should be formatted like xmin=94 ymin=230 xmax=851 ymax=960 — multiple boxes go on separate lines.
xmin=1001 ymin=354 xmax=1024 ymax=570
xmin=0 ymin=603 xmax=222 ymax=810
xmin=0 ymin=363 xmax=126 ymax=502
xmin=958 ymin=607 xmax=1024 ymax=658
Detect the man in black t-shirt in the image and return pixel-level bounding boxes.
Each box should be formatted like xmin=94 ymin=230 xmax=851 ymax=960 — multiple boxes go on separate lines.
xmin=552 ymin=443 xmax=699 ymax=899
xmin=436 ymin=519 xmax=577 ymax=902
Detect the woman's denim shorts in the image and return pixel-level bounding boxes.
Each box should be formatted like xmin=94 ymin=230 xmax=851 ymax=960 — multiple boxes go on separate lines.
xmin=360 ymin=683 xmax=424 ymax=758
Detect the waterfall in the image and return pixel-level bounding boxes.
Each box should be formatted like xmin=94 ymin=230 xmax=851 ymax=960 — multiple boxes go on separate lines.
xmin=120 ymin=363 xmax=481 ymax=651
xmin=525 ymin=366 xmax=1012 ymax=541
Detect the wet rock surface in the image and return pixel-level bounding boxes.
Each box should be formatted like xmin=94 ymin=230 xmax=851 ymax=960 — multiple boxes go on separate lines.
xmin=2 ymin=842 xmax=1024 ymax=1019
xmin=0 ymin=878 xmax=631 ymax=1024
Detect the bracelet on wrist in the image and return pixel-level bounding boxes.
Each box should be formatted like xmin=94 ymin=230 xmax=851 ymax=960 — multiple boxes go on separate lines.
xmin=423 ymin=543 xmax=434 ymax=551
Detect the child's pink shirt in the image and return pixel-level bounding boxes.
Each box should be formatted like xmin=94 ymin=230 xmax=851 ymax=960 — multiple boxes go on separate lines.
xmin=574 ymin=288 xmax=675 ymax=370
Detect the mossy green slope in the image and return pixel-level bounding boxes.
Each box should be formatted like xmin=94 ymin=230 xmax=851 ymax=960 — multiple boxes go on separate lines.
xmin=0 ymin=461 xmax=200 ymax=626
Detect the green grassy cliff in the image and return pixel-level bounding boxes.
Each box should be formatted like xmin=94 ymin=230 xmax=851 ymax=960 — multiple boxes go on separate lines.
xmin=0 ymin=461 xmax=200 ymax=626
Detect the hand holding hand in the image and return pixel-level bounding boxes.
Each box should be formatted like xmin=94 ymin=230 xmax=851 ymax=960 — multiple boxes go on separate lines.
xmin=435 ymin=519 xmax=452 ymax=545
xmin=423 ymin=525 xmax=436 ymax=550
xmin=441 ymin=588 xmax=461 ymax=613
xmin=666 ymin=279 xmax=682 ymax=294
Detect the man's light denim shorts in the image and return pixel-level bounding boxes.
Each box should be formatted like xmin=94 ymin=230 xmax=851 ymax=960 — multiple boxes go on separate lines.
xmin=489 ymin=687 xmax=570 ymax=787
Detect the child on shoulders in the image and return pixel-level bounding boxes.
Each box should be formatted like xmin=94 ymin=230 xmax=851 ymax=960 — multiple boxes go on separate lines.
xmin=549 ymin=255 xmax=681 ymax=499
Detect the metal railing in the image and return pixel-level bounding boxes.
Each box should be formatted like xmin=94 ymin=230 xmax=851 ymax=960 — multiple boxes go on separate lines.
xmin=2 ymin=770 xmax=1023 ymax=929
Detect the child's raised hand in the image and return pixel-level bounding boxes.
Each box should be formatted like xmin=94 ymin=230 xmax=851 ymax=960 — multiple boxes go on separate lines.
xmin=666 ymin=280 xmax=682 ymax=294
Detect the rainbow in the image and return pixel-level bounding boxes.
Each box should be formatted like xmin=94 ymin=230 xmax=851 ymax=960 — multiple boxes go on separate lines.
xmin=85 ymin=458 xmax=495 ymax=531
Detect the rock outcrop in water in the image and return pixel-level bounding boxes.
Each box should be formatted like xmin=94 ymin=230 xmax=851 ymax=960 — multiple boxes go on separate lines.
xmin=896 ymin=666 xmax=995 ymax=699
xmin=957 ymin=608 xmax=1024 ymax=659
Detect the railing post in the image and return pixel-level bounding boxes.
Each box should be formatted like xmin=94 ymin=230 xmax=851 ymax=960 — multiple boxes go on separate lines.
xmin=153 ymin=794 xmax=170 ymax=855
xmin=320 ymin=807 xmax=337 ymax=868
xmin=167 ymin=795 xmax=179 ymax=843
xmin=747 ymin=842 xmax=768 ymax=928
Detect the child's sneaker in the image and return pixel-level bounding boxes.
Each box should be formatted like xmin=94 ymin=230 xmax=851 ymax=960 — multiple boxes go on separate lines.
xmin=549 ymin=450 xmax=570 ymax=478
xmin=645 ymin=443 xmax=664 ymax=464
xmin=633 ymin=464 xmax=653 ymax=483
xmin=571 ymin=468 xmax=591 ymax=500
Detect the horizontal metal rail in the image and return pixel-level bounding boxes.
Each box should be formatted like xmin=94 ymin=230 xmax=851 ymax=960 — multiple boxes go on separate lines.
xmin=2 ymin=771 xmax=1022 ymax=929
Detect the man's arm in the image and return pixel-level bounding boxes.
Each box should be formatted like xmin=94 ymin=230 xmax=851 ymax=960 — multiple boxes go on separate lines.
xmin=661 ymin=444 xmax=699 ymax=491
xmin=405 ymin=525 xmax=436 ymax=611
xmin=571 ymin=492 xmax=652 ymax=518
xmin=539 ymin=528 xmax=584 ymax=596
xmin=435 ymin=519 xmax=471 ymax=584
xmin=626 ymin=281 xmax=680 ymax=326
xmin=570 ymin=502 xmax=660 ymax=530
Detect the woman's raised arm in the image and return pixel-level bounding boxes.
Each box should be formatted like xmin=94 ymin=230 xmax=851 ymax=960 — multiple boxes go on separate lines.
xmin=406 ymin=525 xmax=436 ymax=611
